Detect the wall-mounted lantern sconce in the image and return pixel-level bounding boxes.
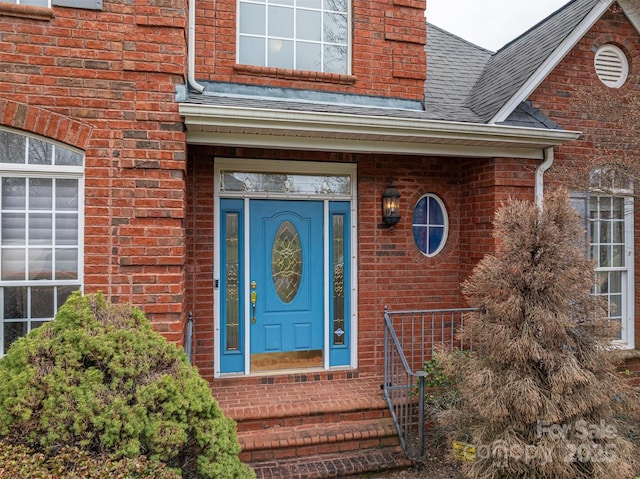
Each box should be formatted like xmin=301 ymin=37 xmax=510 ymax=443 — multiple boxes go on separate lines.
xmin=382 ymin=180 xmax=401 ymax=229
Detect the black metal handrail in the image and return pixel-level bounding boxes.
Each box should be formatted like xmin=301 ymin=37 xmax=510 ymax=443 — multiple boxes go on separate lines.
xmin=382 ymin=307 xmax=482 ymax=462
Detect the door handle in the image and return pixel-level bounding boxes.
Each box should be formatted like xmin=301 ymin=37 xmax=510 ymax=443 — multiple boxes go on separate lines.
xmin=250 ymin=281 xmax=257 ymax=324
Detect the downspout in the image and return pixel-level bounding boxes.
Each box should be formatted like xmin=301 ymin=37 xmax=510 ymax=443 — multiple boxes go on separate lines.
xmin=535 ymin=147 xmax=554 ymax=207
xmin=188 ymin=0 xmax=205 ymax=93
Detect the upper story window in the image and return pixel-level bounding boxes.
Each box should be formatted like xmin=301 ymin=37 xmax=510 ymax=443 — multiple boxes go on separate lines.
xmin=0 ymin=128 xmax=84 ymax=355
xmin=238 ymin=0 xmax=350 ymax=74
xmin=0 ymin=0 xmax=103 ymax=10
xmin=2 ymin=0 xmax=50 ymax=6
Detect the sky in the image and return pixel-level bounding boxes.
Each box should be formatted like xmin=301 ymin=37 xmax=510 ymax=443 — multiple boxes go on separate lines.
xmin=427 ymin=0 xmax=573 ymax=51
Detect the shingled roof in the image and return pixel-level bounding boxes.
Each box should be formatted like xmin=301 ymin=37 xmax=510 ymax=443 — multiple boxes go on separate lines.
xmin=423 ymin=24 xmax=491 ymax=123
xmin=424 ymin=0 xmax=607 ymax=127
xmin=464 ymin=0 xmax=601 ymax=123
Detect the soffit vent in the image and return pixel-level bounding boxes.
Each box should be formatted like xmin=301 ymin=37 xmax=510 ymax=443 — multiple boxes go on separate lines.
xmin=594 ymin=44 xmax=629 ymax=88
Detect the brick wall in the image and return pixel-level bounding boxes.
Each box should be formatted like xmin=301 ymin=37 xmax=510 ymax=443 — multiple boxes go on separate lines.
xmin=186 ymin=148 xmax=537 ymax=381
xmin=193 ymin=0 xmax=426 ymax=100
xmin=0 ymin=1 xmax=189 ymax=343
xmin=530 ymin=5 xmax=640 ymax=350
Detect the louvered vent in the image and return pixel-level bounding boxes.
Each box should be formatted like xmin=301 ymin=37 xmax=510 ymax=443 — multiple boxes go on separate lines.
xmin=594 ymin=45 xmax=628 ymax=88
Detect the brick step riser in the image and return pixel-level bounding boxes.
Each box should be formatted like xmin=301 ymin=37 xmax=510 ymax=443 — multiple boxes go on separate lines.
xmin=241 ymin=434 xmax=401 ymax=463
xmin=234 ymin=407 xmax=392 ymax=432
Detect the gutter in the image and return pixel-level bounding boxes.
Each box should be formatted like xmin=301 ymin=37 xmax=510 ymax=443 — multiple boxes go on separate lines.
xmin=180 ymin=102 xmax=582 ymax=158
xmin=535 ymin=147 xmax=554 ymax=207
xmin=187 ymin=0 xmax=204 ymax=93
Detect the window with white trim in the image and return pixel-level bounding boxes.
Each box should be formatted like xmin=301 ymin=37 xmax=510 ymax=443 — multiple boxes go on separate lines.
xmin=572 ymin=169 xmax=634 ymax=347
xmin=0 ymin=1 xmax=103 ymax=10
xmin=237 ymin=0 xmax=349 ymax=74
xmin=1 ymin=0 xmax=50 ymax=6
xmin=0 ymin=128 xmax=83 ymax=355
xmin=412 ymin=194 xmax=448 ymax=257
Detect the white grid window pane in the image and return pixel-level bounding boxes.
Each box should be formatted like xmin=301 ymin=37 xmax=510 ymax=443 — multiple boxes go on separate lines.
xmin=29 ymin=248 xmax=53 ymax=280
xmin=55 ymin=214 xmax=78 ymax=245
xmin=238 ymin=36 xmax=266 ymax=67
xmin=29 ymin=213 xmax=53 ymax=245
xmin=2 ymin=178 xmax=26 ymax=209
xmin=268 ymin=6 xmax=293 ymax=38
xmin=297 ymin=42 xmax=321 ymax=72
xmin=55 ymin=147 xmax=83 ymax=166
xmin=2 ymin=213 xmax=25 ymax=245
xmin=0 ymin=132 xmax=25 ymax=164
xmin=239 ymin=3 xmax=265 ymax=35
xmin=29 ymin=178 xmax=53 ymax=209
xmin=297 ymin=10 xmax=321 ymax=41
xmin=20 ymin=0 xmax=50 ymax=6
xmin=55 ymin=179 xmax=79 ymax=210
xmin=2 ymin=249 xmax=26 ymax=280
xmin=268 ymin=39 xmax=294 ymax=69
xmin=238 ymin=0 xmax=349 ymax=73
xmin=55 ymin=249 xmax=78 ymax=280
xmin=0 ymin=129 xmax=83 ymax=356
xmin=28 ymin=139 xmax=52 ymax=165
xmin=323 ymin=44 xmax=348 ymax=74
xmin=588 ymin=194 xmax=633 ymax=346
xmin=31 ymin=286 xmax=55 ymax=318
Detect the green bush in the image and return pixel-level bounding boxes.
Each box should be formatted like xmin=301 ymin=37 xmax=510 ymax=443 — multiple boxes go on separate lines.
xmin=0 ymin=292 xmax=255 ymax=479
xmin=0 ymin=441 xmax=182 ymax=479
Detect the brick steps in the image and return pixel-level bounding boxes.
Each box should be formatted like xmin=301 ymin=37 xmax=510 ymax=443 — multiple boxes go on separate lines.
xmin=239 ymin=416 xmax=399 ymax=462
xmin=212 ymin=374 xmax=413 ymax=478
xmin=250 ymin=446 xmax=412 ymax=479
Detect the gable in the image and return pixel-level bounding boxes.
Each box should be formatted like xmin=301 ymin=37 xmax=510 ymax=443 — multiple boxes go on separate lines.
xmin=465 ymin=0 xmax=602 ymax=123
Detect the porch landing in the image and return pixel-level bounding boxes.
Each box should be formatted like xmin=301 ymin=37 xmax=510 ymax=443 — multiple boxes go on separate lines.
xmin=212 ymin=373 xmax=412 ymax=478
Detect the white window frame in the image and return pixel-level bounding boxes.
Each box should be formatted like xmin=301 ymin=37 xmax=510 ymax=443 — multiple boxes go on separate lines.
xmin=1 ymin=1 xmax=103 ymax=10
xmin=589 ymin=194 xmax=634 ymax=348
xmin=236 ymin=0 xmax=351 ymax=74
xmin=0 ymin=128 xmax=84 ymax=356
xmin=3 ymin=0 xmax=52 ymax=7
xmin=572 ymin=184 xmax=635 ymax=349
xmin=412 ymin=193 xmax=448 ymax=257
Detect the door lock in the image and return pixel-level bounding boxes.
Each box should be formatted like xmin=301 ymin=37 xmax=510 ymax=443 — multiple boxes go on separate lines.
xmin=250 ymin=281 xmax=257 ymax=324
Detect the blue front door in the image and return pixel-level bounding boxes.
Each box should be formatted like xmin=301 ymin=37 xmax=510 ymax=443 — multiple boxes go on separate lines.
xmin=249 ymin=200 xmax=324 ymax=369
xmin=218 ymin=197 xmax=350 ymax=375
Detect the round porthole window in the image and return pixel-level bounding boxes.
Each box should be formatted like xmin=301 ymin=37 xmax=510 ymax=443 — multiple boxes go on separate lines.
xmin=594 ymin=44 xmax=629 ymax=88
xmin=412 ymin=194 xmax=448 ymax=257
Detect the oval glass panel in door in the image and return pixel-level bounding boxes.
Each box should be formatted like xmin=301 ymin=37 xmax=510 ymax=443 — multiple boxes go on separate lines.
xmin=272 ymin=220 xmax=302 ymax=303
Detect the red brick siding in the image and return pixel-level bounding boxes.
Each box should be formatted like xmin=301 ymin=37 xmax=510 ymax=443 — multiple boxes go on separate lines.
xmin=194 ymin=0 xmax=426 ymax=100
xmin=530 ymin=6 xmax=640 ymax=351
xmin=0 ymin=2 xmax=189 ymax=343
xmin=186 ymin=149 xmax=536 ymax=381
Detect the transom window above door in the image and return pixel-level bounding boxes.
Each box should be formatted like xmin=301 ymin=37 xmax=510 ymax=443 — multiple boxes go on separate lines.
xmin=238 ymin=0 xmax=350 ymax=74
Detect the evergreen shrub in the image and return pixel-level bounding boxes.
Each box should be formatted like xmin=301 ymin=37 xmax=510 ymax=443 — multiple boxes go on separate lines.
xmin=0 ymin=292 xmax=255 ymax=479
xmin=0 ymin=441 xmax=182 ymax=479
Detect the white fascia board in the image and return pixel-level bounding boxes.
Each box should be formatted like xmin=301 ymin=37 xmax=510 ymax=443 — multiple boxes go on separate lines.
xmin=491 ymin=0 xmax=613 ymax=124
xmin=180 ymin=103 xmax=581 ymax=158
xmin=188 ymin=131 xmax=552 ymax=159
